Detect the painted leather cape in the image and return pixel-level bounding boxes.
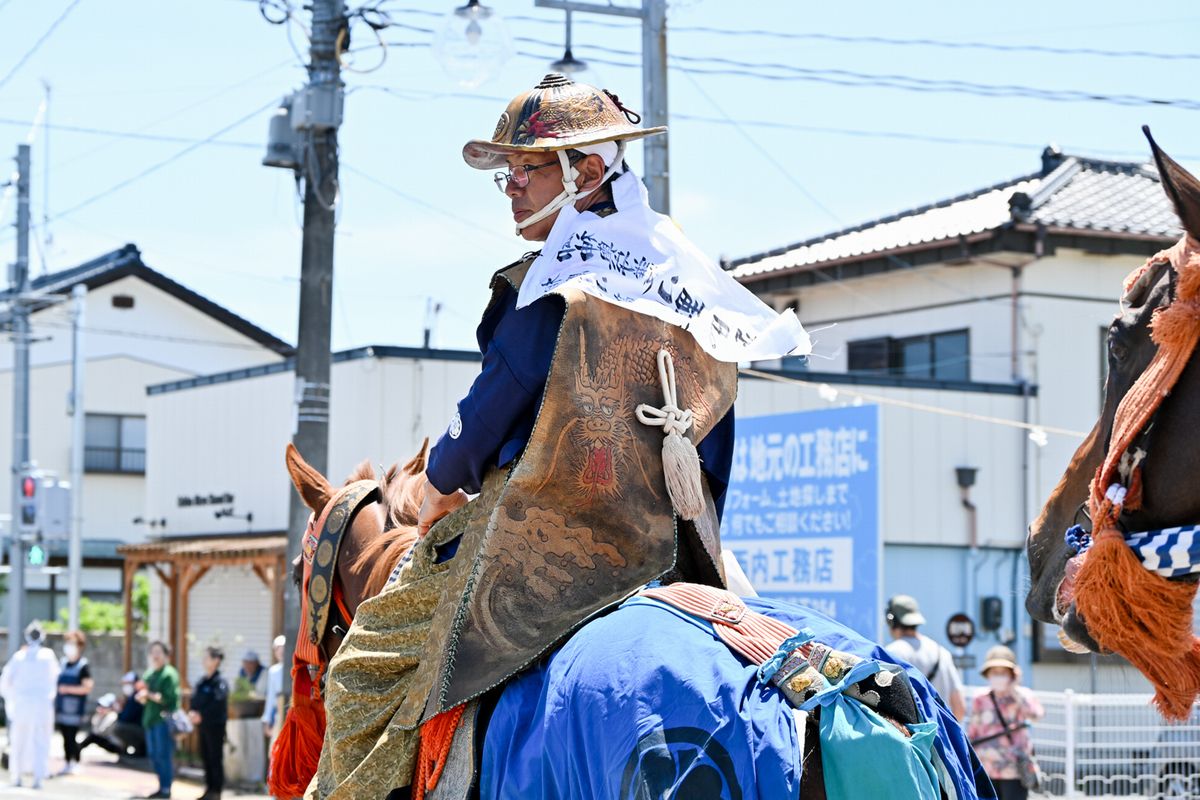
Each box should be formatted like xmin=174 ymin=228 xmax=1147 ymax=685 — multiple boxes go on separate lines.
xmin=408 ymin=260 xmax=738 ymax=722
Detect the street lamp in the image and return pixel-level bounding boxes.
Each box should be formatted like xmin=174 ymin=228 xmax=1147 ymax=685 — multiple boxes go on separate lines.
xmin=433 ymin=0 xmax=512 ymax=88
xmin=549 ymin=10 xmax=587 ymax=74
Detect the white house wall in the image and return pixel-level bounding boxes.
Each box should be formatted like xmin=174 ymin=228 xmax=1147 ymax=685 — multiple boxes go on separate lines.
xmin=147 ymin=369 xmax=294 ymax=536
xmin=0 ymin=274 xmax=284 ymax=375
xmin=0 ymin=356 xmax=192 ymax=543
xmin=184 ymin=565 xmax=276 ymax=686
xmin=146 ymin=356 xmax=482 ymax=535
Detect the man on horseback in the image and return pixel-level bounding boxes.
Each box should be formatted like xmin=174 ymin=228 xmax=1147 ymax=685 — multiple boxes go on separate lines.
xmin=306 ymin=73 xmax=809 ymax=800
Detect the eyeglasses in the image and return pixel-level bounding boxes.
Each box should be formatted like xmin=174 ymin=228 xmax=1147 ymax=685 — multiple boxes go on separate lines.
xmin=492 ymin=153 xmax=584 ymax=193
xmin=493 ymin=159 xmax=560 ymax=193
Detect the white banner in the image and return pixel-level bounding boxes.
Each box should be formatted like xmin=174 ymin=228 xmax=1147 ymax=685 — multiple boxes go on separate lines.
xmin=517 ymin=171 xmax=811 ymax=363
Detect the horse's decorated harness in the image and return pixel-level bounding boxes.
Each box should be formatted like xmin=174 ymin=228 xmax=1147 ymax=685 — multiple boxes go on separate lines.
xmin=304 ymin=479 xmax=381 ymax=659
xmin=1060 ymin=233 xmax=1200 ymax=720
xmin=268 ymin=479 xmax=381 ymax=799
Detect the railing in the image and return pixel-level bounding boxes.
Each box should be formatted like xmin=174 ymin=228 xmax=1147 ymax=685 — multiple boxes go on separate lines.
xmin=83 ymin=446 xmax=145 ymax=474
xmin=965 ymin=688 xmax=1200 ymax=798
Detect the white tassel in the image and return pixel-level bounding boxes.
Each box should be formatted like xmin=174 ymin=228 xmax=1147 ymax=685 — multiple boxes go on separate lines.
xmin=636 ymin=350 xmax=706 ymax=521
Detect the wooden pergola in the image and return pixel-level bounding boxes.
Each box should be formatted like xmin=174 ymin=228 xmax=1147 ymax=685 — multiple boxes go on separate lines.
xmin=117 ymin=534 xmax=288 ymax=686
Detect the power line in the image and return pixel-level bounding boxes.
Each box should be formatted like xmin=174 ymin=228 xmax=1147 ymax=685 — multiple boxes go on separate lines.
xmin=0 ymin=0 xmax=86 ymax=91
xmin=377 ymin=30 xmax=1200 ymax=112
xmin=382 ymin=6 xmax=1199 ymax=61
xmin=679 ymin=70 xmax=841 ymax=225
xmin=665 ymin=26 xmax=1200 ymax=63
xmin=363 ymin=83 xmax=1195 ymax=162
xmin=0 ymin=117 xmax=260 ymax=148
xmin=48 ymin=99 xmax=278 ymax=223
xmin=741 ymin=367 xmax=1086 ymax=439
xmin=34 ymin=318 xmax=277 ymax=351
xmin=340 ymin=162 xmax=514 ymax=245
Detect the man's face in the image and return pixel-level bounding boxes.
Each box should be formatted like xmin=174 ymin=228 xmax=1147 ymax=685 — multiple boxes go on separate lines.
xmin=504 ymin=153 xmax=568 ymax=243
xmin=203 ymin=653 xmax=220 ymax=674
xmin=243 ymin=659 xmax=257 ymax=674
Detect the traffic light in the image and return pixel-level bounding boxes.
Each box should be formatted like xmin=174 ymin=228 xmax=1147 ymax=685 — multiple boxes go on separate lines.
xmin=18 ymin=470 xmax=38 ymax=534
xmin=27 ymin=543 xmax=46 ymax=567
xmin=14 ymin=470 xmax=70 ymax=540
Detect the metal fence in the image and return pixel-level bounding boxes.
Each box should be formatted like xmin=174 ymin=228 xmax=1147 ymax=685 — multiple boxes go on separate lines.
xmin=966 ymin=688 xmax=1200 ymax=798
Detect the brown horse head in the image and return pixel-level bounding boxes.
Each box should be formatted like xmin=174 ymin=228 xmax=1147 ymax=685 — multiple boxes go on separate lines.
xmin=284 ymin=441 xmax=426 ymax=655
xmin=1026 ymin=128 xmax=1200 ymax=651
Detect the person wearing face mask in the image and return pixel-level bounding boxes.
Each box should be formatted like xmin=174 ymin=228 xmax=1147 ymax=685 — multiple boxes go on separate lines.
xmin=54 ymin=630 xmax=94 ymax=775
xmin=0 ymin=622 xmax=60 ymax=789
xmin=967 ymin=645 xmax=1045 ymax=800
xmin=79 ymin=672 xmax=148 ymax=759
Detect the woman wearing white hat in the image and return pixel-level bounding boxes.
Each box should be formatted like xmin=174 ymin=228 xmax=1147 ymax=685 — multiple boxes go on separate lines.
xmin=967 ymin=645 xmax=1045 ymax=800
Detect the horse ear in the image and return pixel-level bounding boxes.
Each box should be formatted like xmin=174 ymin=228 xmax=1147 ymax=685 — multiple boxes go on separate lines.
xmin=285 ymin=443 xmax=334 ymax=513
xmin=401 ymin=438 xmax=430 ymax=475
xmin=1145 ymin=126 xmax=1200 ymax=241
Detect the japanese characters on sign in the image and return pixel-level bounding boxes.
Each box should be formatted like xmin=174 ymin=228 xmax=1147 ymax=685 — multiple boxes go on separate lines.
xmin=722 ymin=405 xmax=881 ymax=640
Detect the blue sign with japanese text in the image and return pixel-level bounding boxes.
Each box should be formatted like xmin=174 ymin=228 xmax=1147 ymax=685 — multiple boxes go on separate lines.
xmin=722 ymin=405 xmax=881 ymax=641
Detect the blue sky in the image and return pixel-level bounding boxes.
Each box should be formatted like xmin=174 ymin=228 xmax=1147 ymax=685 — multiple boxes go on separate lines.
xmin=0 ymin=0 xmax=1197 ymax=352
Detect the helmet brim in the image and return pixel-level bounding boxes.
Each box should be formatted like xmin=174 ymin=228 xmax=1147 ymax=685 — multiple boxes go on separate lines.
xmin=463 ymin=125 xmax=666 ymax=170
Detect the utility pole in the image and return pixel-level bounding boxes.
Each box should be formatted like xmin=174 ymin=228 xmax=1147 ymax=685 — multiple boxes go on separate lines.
xmin=535 ymin=0 xmax=670 ymax=212
xmin=640 ymin=0 xmax=669 ymax=214
xmin=6 ymin=144 xmax=31 ymax=657
xmin=67 ymin=283 xmax=85 ymax=631
xmin=281 ymin=0 xmax=345 ymax=694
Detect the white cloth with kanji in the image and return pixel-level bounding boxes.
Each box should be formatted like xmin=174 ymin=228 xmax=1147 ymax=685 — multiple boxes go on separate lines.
xmin=518 ymin=170 xmax=811 ymax=363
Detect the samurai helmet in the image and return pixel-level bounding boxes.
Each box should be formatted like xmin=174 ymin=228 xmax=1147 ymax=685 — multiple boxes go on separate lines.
xmin=463 ymin=73 xmax=666 ymax=233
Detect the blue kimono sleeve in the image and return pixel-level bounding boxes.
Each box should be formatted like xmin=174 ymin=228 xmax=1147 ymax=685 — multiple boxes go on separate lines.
xmin=426 ymin=292 xmax=563 ymax=495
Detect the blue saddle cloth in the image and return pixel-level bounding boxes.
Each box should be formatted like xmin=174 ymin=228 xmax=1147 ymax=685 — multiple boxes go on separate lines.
xmin=480 ymin=595 xmax=992 ymax=800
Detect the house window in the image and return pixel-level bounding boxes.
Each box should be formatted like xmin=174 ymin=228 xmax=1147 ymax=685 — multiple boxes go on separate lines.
xmin=847 ymin=337 xmax=891 ymax=375
xmin=847 ymin=329 xmax=970 ymax=381
xmin=84 ymin=414 xmax=146 ymax=474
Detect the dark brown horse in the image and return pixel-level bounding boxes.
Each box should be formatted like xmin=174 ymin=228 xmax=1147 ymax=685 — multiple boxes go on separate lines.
xmin=1025 ymin=131 xmax=1200 ymax=674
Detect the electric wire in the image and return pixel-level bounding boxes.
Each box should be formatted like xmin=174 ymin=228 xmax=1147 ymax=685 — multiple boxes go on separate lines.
xmin=0 ymin=99 xmax=278 ymax=238
xmin=362 ymin=83 xmax=1199 ymax=161
xmin=0 ymin=0 xmax=85 ymax=92
xmin=0 ymin=118 xmax=260 ymax=148
xmin=666 ymin=26 xmax=1200 ymax=63
xmin=339 ymin=162 xmax=514 ymax=245
xmin=679 ymin=69 xmax=841 ymax=225
xmin=740 ymin=367 xmax=1085 ymax=439
xmin=374 ymin=25 xmax=1200 ymax=112
xmin=34 ymin=318 xmax=279 ymax=351
xmin=385 ymin=7 xmax=1199 ymax=61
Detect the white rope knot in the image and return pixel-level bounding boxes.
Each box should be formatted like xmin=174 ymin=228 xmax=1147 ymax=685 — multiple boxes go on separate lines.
xmin=636 ymin=349 xmax=705 ymax=521
xmin=636 ymin=350 xmax=694 ymax=436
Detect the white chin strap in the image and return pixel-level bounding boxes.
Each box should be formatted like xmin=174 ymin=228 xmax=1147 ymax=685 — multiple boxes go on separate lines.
xmin=514 ymin=141 xmax=627 ymax=234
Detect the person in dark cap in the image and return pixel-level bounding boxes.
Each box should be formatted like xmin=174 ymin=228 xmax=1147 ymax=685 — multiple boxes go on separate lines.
xmin=189 ymin=646 xmax=229 ymax=800
xmin=884 ymin=594 xmax=966 ymax=720
xmin=237 ymin=649 xmax=265 ymax=694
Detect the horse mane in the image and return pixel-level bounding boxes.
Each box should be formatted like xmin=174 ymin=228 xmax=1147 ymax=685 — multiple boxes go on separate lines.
xmin=345 ymin=439 xmax=430 ymax=599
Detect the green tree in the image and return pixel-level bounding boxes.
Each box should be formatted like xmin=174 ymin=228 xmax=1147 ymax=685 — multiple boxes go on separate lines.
xmin=44 ymin=572 xmax=152 ymax=634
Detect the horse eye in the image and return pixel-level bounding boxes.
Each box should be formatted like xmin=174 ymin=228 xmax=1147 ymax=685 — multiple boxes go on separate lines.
xmin=1108 ymin=335 xmax=1129 ymax=362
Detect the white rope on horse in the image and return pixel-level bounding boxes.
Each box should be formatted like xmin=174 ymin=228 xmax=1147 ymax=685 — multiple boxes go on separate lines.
xmin=636 ymin=349 xmax=705 ymax=521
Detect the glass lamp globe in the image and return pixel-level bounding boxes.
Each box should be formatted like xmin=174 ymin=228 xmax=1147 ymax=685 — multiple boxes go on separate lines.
xmin=433 ymin=0 xmax=512 ymax=88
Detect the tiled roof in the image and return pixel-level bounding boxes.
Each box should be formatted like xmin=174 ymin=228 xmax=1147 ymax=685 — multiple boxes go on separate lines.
xmin=728 ymin=150 xmax=1180 ymax=281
